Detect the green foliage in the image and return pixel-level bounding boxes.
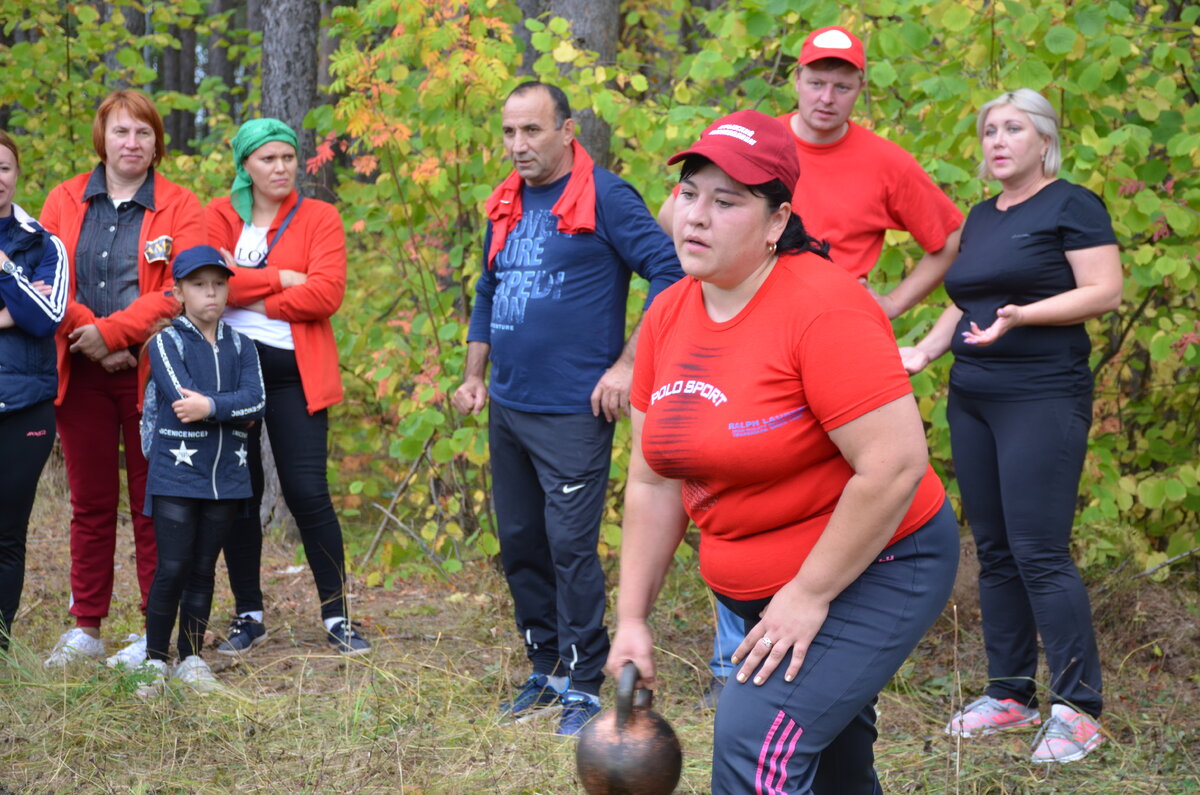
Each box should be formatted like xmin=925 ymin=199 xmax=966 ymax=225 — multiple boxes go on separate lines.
xmin=315 ymin=0 xmax=1200 ymax=580
xmin=0 ymin=0 xmax=256 ymax=208
xmin=3 ymin=0 xmax=1197 ymax=579
xmin=318 ymin=0 xmax=525 ymax=579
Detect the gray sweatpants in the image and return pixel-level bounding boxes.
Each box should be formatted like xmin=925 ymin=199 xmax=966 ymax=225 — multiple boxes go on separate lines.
xmin=712 ymin=501 xmax=959 ymax=794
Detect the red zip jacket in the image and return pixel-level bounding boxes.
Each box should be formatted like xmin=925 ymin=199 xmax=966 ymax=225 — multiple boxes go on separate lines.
xmin=205 ymin=191 xmax=345 ymax=413
xmin=39 ymin=170 xmax=206 ymax=405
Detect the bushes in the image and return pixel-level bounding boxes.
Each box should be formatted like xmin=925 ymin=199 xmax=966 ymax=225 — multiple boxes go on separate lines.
xmin=317 ymin=0 xmax=1200 ymax=581
xmin=4 ymin=0 xmax=1197 ymax=579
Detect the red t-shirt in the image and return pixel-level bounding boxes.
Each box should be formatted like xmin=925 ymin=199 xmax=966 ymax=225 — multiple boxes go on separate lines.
xmin=777 ymin=115 xmax=964 ymax=279
xmin=631 ymin=253 xmax=945 ymax=600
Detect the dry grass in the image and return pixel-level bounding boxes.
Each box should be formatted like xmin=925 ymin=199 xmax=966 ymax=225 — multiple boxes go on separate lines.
xmin=3 ymin=453 xmax=1199 ymax=793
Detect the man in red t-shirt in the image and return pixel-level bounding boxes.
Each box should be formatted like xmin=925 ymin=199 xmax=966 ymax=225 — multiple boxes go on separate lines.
xmin=660 ymin=26 xmax=963 ymax=320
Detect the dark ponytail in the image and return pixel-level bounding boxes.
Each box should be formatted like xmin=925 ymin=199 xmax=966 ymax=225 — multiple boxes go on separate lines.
xmin=678 ymin=156 xmax=831 ymax=261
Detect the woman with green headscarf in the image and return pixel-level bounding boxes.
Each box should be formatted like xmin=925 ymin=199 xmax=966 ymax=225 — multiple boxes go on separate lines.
xmin=206 ymin=118 xmax=370 ymax=656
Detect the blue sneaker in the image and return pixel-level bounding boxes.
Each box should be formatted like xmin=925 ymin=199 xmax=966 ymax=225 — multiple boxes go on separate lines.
xmin=499 ymin=674 xmax=562 ymax=719
xmin=327 ymin=620 xmax=372 ymax=656
xmin=557 ymin=691 xmax=602 ymax=736
xmin=216 ymin=617 xmax=268 ymax=656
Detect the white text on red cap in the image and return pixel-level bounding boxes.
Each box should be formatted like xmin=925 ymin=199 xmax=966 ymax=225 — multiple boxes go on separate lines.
xmin=709 ymin=124 xmax=758 ymax=146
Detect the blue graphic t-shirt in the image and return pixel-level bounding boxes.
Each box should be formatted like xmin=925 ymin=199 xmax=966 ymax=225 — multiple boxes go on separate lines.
xmin=468 ymin=167 xmax=682 ymax=413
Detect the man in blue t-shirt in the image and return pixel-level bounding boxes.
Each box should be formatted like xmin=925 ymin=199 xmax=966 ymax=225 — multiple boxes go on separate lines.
xmin=452 ymin=81 xmax=683 ymax=736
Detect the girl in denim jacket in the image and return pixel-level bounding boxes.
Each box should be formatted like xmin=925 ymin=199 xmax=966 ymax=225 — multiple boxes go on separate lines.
xmin=137 ymin=245 xmax=263 ymax=694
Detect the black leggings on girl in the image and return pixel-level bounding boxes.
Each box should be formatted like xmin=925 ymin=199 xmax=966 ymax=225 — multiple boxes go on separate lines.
xmin=0 ymin=400 xmax=56 ymax=649
xmin=146 ymin=496 xmax=237 ymax=662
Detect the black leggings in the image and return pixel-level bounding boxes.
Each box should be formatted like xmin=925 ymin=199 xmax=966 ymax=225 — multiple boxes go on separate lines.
xmin=0 ymin=400 xmax=56 ymax=649
xmin=947 ymin=389 xmax=1102 ymax=716
xmin=223 ymin=343 xmax=347 ymax=620
xmin=147 ymin=496 xmax=237 ymax=661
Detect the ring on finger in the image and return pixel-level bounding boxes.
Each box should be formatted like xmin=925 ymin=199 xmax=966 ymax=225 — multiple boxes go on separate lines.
xmin=760 ymin=636 xmax=773 ymax=649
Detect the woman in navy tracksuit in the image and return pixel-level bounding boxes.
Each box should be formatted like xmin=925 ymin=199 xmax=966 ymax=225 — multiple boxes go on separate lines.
xmin=0 ymin=129 xmax=69 ymax=650
xmin=138 ymin=245 xmax=264 ymax=691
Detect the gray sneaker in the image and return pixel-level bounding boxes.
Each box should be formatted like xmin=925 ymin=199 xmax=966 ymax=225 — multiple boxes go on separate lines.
xmin=1030 ymin=707 xmax=1103 ymax=763
xmin=946 ymin=695 xmax=1041 ymax=737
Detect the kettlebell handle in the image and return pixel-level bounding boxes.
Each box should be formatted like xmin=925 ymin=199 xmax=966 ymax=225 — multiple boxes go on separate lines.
xmin=617 ymin=661 xmax=653 ymax=728
xmin=617 ymin=662 xmax=638 ymax=728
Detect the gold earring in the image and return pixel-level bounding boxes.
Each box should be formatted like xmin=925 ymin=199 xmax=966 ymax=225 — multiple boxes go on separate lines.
xmin=767 ymin=241 xmax=777 ymax=254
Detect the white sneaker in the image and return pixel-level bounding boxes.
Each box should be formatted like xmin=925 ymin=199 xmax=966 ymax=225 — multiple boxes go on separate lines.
xmin=134 ymin=659 xmax=169 ymax=698
xmin=106 ymin=634 xmax=148 ymax=668
xmin=173 ymin=655 xmax=224 ymax=694
xmin=44 ymin=628 xmax=106 ymax=668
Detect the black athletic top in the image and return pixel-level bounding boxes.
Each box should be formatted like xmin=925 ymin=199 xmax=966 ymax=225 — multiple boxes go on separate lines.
xmin=945 ymin=179 xmax=1117 ymax=400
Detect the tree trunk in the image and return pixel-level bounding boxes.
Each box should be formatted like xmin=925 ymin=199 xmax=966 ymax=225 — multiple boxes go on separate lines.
xmin=257 ymin=430 xmax=295 ymax=540
xmin=683 ymin=0 xmax=723 ymax=54
xmin=159 ymin=28 xmax=180 ymax=125
xmin=100 ymin=0 xmax=146 ymax=89
xmin=260 ymin=0 xmax=319 ymax=194
xmin=205 ymin=0 xmax=239 ymax=133
xmin=207 ymin=0 xmax=236 ymax=103
xmin=171 ymin=26 xmax=197 ymax=152
xmin=242 ymin=0 xmax=264 ymax=124
xmin=317 ymin=0 xmax=342 ymax=91
xmin=256 ymin=0 xmax=319 ymax=537
xmin=246 ymin=0 xmax=264 ymax=39
xmin=550 ymin=0 xmax=617 ymax=168
xmin=514 ymin=0 xmax=548 ymax=75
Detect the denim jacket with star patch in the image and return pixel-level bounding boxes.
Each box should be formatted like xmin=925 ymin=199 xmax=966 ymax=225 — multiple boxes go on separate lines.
xmin=142 ymin=316 xmax=264 ymax=513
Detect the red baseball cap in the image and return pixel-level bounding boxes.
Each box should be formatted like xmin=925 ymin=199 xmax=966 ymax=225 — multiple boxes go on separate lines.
xmin=667 ymin=109 xmax=799 ymax=189
xmin=798 ymin=26 xmax=866 ymax=70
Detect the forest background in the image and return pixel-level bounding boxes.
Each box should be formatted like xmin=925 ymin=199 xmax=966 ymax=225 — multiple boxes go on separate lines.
xmin=2 ymin=0 xmax=1198 ymax=591
xmin=1 ymin=0 xmax=1199 ymax=791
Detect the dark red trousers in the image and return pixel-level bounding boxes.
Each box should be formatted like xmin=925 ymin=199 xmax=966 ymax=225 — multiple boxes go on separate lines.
xmin=56 ymin=355 xmax=156 ymax=626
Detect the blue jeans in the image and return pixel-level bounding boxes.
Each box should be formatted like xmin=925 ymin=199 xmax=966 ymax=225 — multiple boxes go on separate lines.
xmin=709 ymin=601 xmax=744 ymax=678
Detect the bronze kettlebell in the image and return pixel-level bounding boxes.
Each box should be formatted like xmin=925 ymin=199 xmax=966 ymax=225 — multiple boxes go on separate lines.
xmin=575 ymin=662 xmax=683 ymax=795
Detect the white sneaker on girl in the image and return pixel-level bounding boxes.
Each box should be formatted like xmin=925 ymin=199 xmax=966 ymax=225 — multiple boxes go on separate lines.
xmin=135 ymin=659 xmax=169 ymax=698
xmin=173 ymin=655 xmax=225 ymax=694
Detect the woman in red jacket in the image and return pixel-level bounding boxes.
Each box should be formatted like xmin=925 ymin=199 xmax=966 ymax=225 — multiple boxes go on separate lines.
xmin=40 ymin=90 xmax=205 ymax=667
xmin=206 ymin=118 xmax=368 ymax=655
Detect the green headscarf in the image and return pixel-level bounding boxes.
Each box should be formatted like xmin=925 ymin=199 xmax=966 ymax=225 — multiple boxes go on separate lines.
xmin=230 ymin=118 xmax=299 ymax=224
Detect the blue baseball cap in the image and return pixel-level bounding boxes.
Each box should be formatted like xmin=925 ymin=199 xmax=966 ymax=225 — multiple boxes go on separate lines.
xmin=172 ymin=245 xmax=236 ymax=280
